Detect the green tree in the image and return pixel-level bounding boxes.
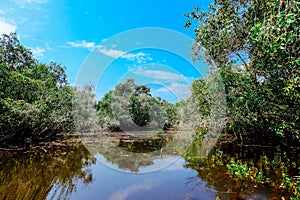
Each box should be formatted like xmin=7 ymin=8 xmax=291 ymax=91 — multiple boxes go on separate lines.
xmin=96 ymin=79 xmax=177 ymax=132
xmin=185 ymin=0 xmax=300 ymax=144
xmin=0 ymin=33 xmax=35 ymax=69
xmin=0 ymin=33 xmax=74 ymax=146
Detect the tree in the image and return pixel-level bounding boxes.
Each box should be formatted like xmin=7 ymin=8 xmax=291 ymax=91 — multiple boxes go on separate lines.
xmin=185 ymin=0 xmax=300 ymax=144
xmin=0 ymin=33 xmax=74 ymax=146
xmin=0 ymin=33 xmax=35 ymax=69
xmin=96 ymin=79 xmax=177 ymax=132
xmin=72 ymin=85 xmax=99 ymax=134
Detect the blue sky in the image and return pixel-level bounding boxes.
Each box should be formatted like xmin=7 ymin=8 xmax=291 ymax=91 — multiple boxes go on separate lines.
xmin=0 ymin=0 xmax=212 ymax=103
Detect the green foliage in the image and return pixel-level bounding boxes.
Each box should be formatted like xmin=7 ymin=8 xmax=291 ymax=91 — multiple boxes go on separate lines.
xmin=185 ymin=0 xmax=300 ymax=144
xmin=96 ymin=79 xmax=177 ymax=131
xmin=0 ymin=33 xmax=74 ymax=146
xmin=184 ymin=140 xmax=299 ymax=199
xmin=130 ymin=87 xmax=151 ymax=127
xmin=226 ymin=157 xmax=300 ymax=198
xmin=227 ymin=158 xmax=253 ymax=180
xmin=0 ymin=33 xmax=35 ymax=69
xmin=191 ymin=78 xmax=211 ymax=117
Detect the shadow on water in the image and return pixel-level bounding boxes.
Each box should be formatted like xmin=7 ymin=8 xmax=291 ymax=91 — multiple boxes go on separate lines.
xmin=0 ymin=144 xmax=96 ymax=200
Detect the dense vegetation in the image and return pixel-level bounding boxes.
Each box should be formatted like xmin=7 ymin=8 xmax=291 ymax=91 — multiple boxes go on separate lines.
xmin=96 ymin=78 xmax=178 ymax=132
xmin=183 ymin=0 xmax=300 ymax=198
xmin=185 ymin=0 xmax=300 ymax=146
xmin=0 ymin=33 xmax=75 ymax=147
xmin=0 ymin=35 xmax=177 ymax=146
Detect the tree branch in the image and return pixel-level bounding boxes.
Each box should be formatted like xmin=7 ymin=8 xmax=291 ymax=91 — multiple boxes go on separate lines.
xmin=233 ymin=51 xmax=253 ymax=76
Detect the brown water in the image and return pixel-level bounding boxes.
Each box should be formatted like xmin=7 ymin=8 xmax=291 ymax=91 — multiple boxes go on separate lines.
xmin=0 ymin=136 xmax=298 ymax=200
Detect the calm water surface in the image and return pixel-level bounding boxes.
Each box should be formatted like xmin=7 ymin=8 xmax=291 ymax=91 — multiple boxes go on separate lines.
xmin=51 ymin=157 xmax=216 ymax=200
xmin=0 ymin=134 xmax=297 ymax=200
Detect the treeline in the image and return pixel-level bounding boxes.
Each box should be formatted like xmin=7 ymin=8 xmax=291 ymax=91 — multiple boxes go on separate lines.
xmin=0 ymin=34 xmax=178 ymax=147
xmin=2 ymin=0 xmax=299 ymax=149
xmin=96 ymin=78 xmax=177 ymax=132
xmin=185 ymin=0 xmax=300 ymax=146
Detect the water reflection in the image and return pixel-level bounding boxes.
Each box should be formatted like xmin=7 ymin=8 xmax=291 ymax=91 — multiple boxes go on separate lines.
xmin=56 ymin=156 xmax=216 ymax=200
xmin=1 ymin=134 xmax=298 ymax=200
xmin=184 ymin=138 xmax=300 ymax=199
xmin=0 ymin=145 xmax=96 ymax=200
xmin=83 ymin=131 xmax=193 ymax=173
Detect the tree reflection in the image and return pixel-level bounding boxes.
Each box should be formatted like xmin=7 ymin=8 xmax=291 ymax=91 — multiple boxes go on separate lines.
xmin=85 ymin=132 xmax=190 ymax=172
xmin=89 ymin=137 xmax=161 ymax=172
xmin=0 ymin=144 xmax=96 ymax=200
xmin=183 ymin=139 xmax=297 ymax=199
xmin=119 ymin=136 xmax=167 ymax=153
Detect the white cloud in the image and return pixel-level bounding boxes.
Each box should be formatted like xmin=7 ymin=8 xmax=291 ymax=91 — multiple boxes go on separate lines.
xmin=65 ymin=43 xmax=152 ymax=63
xmin=66 ymin=40 xmax=96 ymax=51
xmin=122 ymin=52 xmax=152 ymax=64
xmin=10 ymin=0 xmax=48 ymax=9
xmin=154 ymin=82 xmax=191 ymax=99
xmin=108 ymin=183 xmax=153 ymax=200
xmin=97 ymin=45 xmax=125 ymax=58
xmin=133 ymin=68 xmax=186 ymax=81
xmin=0 ymin=18 xmax=17 ymax=35
xmin=97 ymin=46 xmax=152 ymax=64
xmin=28 ymin=0 xmax=48 ymax=3
xmin=31 ymin=47 xmax=45 ymax=58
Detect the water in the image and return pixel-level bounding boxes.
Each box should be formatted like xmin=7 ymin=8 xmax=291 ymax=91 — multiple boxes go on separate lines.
xmin=0 ymin=134 xmax=298 ymax=200
xmin=50 ymin=157 xmax=216 ymax=200
xmin=0 ymin=144 xmax=216 ymax=200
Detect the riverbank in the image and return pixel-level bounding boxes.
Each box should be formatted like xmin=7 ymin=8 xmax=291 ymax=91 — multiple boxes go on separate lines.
xmin=0 ymin=137 xmax=82 ymax=152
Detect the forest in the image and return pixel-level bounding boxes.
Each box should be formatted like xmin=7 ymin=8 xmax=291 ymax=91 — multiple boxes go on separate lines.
xmin=184 ymin=0 xmax=300 ymax=147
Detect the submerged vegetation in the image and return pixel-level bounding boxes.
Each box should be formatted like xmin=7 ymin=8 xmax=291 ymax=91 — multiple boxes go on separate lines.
xmin=184 ymin=137 xmax=300 ymax=199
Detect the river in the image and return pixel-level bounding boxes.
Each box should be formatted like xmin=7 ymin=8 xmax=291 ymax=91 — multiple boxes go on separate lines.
xmin=0 ymin=132 xmax=299 ymax=200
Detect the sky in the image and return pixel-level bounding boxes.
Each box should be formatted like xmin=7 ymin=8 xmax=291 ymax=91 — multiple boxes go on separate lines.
xmin=0 ymin=0 xmax=212 ymax=103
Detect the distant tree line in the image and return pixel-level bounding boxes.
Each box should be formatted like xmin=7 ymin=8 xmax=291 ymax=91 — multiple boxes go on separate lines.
xmin=0 ymin=34 xmax=178 ymax=147
xmin=96 ymin=78 xmax=178 ymax=132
